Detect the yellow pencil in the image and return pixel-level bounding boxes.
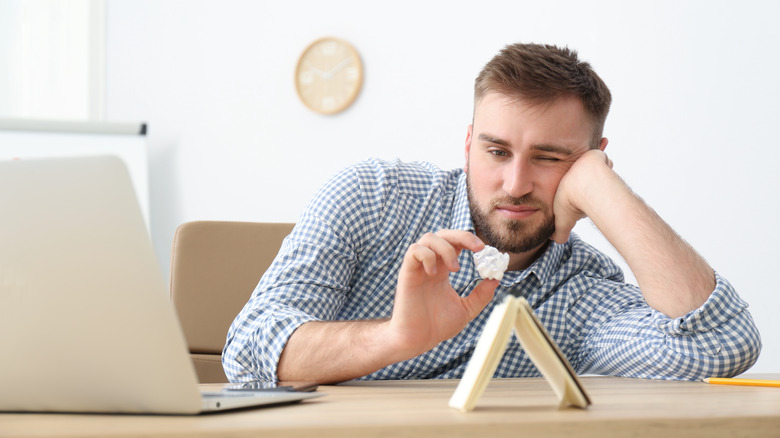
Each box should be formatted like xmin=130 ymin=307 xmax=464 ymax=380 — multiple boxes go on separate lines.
xmin=703 ymin=378 xmax=780 ymax=388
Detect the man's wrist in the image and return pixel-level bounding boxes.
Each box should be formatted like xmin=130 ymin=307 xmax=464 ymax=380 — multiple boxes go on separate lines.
xmin=572 ymin=152 xmax=623 ymax=216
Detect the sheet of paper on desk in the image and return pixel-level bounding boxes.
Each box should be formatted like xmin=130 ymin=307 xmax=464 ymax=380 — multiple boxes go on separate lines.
xmin=449 ymin=295 xmax=591 ymax=412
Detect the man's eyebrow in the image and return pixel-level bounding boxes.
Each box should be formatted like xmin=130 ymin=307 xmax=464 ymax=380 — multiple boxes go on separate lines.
xmin=477 ymin=133 xmax=509 ymax=146
xmin=533 ymin=143 xmax=575 ymax=155
xmin=477 ymin=133 xmax=577 ymax=155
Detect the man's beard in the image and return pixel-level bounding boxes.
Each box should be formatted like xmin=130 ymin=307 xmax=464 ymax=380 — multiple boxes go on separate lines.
xmin=467 ymin=174 xmax=555 ymax=254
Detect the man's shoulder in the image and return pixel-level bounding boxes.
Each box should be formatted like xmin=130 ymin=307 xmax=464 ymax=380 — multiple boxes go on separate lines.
xmin=345 ymin=158 xmax=463 ymax=195
xmin=348 ymin=158 xmax=458 ymax=178
xmin=307 ymin=158 xmax=464 ymax=223
xmin=561 ymin=233 xmax=625 ymax=282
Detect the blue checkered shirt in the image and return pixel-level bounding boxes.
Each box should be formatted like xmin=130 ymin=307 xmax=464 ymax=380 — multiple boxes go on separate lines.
xmin=223 ymin=158 xmax=761 ymax=382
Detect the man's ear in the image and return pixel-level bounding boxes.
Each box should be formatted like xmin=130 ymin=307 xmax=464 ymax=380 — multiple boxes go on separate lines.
xmin=598 ymin=137 xmax=608 ymax=151
xmin=464 ymin=125 xmax=474 ymax=172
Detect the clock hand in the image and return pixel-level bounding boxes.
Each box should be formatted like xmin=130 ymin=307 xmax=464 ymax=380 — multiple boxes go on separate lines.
xmin=305 ymin=62 xmax=329 ymax=78
xmin=324 ymin=58 xmax=352 ymax=77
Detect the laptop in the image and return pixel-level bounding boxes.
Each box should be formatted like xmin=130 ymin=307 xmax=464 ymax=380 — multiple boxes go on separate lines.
xmin=0 ymin=155 xmax=322 ymax=414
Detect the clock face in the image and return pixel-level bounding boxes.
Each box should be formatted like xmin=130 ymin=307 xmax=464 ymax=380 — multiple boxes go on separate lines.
xmin=295 ymin=37 xmax=363 ymax=115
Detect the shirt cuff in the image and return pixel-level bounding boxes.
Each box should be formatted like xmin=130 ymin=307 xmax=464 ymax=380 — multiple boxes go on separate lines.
xmin=651 ymin=271 xmax=748 ymax=335
xmin=251 ymin=306 xmax=320 ymax=381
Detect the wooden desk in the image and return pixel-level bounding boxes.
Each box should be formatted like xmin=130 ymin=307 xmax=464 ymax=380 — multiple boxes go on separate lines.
xmin=1 ymin=375 xmax=779 ymax=438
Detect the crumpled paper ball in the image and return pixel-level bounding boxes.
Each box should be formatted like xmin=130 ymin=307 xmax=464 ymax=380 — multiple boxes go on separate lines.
xmin=473 ymin=245 xmax=509 ymax=281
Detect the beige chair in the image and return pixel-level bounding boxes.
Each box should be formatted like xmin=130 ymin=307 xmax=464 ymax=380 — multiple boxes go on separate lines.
xmin=169 ymin=221 xmax=295 ymax=383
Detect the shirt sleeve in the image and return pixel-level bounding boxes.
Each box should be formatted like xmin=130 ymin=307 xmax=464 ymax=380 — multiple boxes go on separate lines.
xmin=575 ymin=272 xmax=762 ymax=380
xmin=222 ymin=164 xmax=370 ymax=382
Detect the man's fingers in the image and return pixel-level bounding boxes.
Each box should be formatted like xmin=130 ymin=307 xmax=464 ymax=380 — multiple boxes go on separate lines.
xmin=434 ymin=229 xmax=485 ymax=254
xmin=414 ymin=231 xmax=483 ymax=272
xmin=551 ymin=227 xmax=572 ymax=244
xmin=552 ymin=210 xmax=580 ymax=244
xmin=463 ymin=279 xmax=498 ymax=320
xmin=404 ymin=230 xmax=485 ymax=278
xmin=406 ymin=243 xmax=439 ymax=275
xmin=421 ymin=232 xmax=460 ymax=271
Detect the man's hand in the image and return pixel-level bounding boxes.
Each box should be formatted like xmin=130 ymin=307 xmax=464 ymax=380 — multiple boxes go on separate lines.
xmin=551 ymin=149 xmax=614 ymax=244
xmin=387 ymin=230 xmax=499 ymax=361
xmin=547 ymin=148 xmax=714 ymax=318
xmin=278 ymin=229 xmax=498 ymax=384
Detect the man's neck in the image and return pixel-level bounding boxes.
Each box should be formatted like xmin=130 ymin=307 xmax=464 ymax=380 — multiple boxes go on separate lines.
xmin=505 ymin=240 xmax=550 ymax=272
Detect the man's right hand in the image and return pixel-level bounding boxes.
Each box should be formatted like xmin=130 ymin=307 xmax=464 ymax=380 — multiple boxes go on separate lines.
xmin=387 ymin=230 xmax=499 ymax=362
xmin=277 ymin=230 xmax=498 ymax=384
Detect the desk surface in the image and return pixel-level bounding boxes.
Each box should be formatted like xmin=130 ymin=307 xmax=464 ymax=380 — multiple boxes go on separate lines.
xmin=2 ymin=374 xmax=779 ymax=438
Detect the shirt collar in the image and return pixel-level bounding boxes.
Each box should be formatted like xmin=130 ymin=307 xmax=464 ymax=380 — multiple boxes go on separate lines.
xmin=524 ymin=239 xmax=566 ymax=284
xmin=452 ymin=171 xmax=473 ymax=233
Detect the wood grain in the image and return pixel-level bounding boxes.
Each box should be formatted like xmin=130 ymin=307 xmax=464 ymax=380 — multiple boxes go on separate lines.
xmin=1 ymin=375 xmax=779 ymax=438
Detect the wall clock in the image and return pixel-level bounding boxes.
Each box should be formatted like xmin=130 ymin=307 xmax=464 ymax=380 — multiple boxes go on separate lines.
xmin=295 ymin=37 xmax=363 ymax=115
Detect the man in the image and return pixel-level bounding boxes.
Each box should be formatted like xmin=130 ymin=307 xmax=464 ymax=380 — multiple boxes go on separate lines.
xmin=224 ymin=43 xmax=760 ymax=384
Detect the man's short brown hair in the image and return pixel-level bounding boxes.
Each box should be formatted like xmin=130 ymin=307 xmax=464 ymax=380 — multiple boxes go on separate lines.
xmin=474 ymin=43 xmax=612 ymax=147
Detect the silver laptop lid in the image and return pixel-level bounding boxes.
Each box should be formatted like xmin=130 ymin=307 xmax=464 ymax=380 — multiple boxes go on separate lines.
xmin=0 ymin=156 xmax=202 ymax=414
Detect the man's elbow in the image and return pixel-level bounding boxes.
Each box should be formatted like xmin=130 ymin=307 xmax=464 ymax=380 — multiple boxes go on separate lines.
xmin=711 ymin=327 xmax=762 ymax=378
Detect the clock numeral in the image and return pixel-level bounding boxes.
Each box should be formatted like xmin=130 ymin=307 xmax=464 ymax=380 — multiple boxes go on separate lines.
xmin=299 ymin=71 xmax=314 ymax=85
xmin=320 ymin=42 xmax=338 ymax=56
xmin=345 ymin=67 xmax=359 ymax=82
xmin=321 ymin=97 xmax=336 ymax=112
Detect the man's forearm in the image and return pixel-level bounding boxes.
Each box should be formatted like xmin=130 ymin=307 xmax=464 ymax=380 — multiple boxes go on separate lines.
xmin=580 ymin=160 xmax=715 ymax=318
xmin=277 ymin=319 xmax=404 ymax=384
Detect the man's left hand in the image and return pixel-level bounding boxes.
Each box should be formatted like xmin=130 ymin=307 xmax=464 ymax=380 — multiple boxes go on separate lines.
xmin=550 ymin=149 xmax=614 ymax=244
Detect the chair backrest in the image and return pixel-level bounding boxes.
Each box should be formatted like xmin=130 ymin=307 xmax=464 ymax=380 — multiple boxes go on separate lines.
xmin=169 ymin=221 xmax=295 ymax=383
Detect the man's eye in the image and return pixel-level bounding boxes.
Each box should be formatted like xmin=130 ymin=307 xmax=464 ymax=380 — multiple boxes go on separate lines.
xmin=489 ymin=150 xmax=509 ymax=157
xmin=538 ymin=156 xmax=561 ymax=162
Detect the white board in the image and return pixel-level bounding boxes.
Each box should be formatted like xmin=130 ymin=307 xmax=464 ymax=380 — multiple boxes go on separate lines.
xmin=0 ymin=119 xmax=149 ymax=230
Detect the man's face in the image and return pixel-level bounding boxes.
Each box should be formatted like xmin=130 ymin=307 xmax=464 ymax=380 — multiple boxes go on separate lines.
xmin=465 ymin=92 xmax=602 ymax=255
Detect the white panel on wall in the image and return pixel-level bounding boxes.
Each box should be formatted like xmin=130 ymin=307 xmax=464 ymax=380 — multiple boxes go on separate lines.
xmin=0 ymin=119 xmax=149 ymax=230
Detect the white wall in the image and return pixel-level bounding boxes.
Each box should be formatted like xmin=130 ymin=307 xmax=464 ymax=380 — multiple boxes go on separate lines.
xmin=105 ymin=0 xmax=779 ymax=373
xmin=0 ymin=0 xmax=104 ymax=119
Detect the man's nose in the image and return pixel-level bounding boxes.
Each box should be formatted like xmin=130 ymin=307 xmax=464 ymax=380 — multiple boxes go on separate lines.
xmin=503 ymin=160 xmax=534 ymax=198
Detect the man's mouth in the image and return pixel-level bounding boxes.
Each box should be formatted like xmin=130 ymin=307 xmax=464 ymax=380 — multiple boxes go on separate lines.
xmin=494 ymin=204 xmax=540 ymax=220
